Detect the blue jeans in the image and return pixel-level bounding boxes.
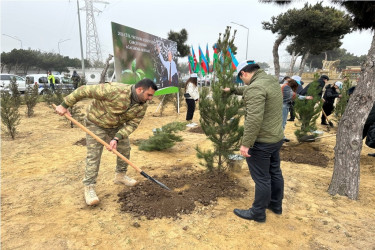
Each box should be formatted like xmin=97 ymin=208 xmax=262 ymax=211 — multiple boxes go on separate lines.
xmin=246 ymin=140 xmax=284 ymax=215
xmin=282 ymin=103 xmax=290 ymax=132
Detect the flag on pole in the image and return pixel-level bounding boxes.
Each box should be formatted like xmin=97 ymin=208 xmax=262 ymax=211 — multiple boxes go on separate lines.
xmin=206 ymin=44 xmax=211 ymax=72
xmin=227 ymin=46 xmax=238 ymax=70
xmin=199 ymin=45 xmax=209 ymax=75
xmin=213 ymin=43 xmax=218 ymax=72
xmin=188 ymin=52 xmax=194 ymax=74
xmin=192 ymin=46 xmax=200 ymax=73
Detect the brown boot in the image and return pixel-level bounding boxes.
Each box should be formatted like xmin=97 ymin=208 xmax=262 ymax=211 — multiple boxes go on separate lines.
xmin=114 ymin=173 xmax=137 ymax=186
xmin=84 ymin=184 xmax=99 ymax=206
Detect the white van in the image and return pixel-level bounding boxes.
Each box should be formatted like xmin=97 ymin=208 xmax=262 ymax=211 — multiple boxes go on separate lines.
xmin=25 ymin=74 xmax=74 ymax=94
xmin=0 ymin=74 xmax=27 ymax=93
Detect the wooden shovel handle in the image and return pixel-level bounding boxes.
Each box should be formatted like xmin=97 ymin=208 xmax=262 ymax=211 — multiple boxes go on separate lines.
xmin=52 ymin=104 xmax=142 ymax=173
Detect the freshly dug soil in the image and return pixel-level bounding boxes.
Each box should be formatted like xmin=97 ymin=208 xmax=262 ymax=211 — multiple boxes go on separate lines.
xmin=118 ymin=171 xmax=248 ymax=220
xmin=281 ymin=143 xmax=330 ymax=167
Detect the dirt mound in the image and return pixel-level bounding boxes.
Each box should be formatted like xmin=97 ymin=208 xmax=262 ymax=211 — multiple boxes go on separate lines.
xmin=281 ymin=143 xmax=330 ymax=167
xmin=117 ymin=171 xmax=248 ymax=220
xmin=188 ymin=126 xmax=204 ymax=134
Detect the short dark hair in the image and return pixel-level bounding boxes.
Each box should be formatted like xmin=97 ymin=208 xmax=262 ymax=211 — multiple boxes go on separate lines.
xmin=320 ymin=75 xmax=329 ymax=81
xmin=135 ymin=78 xmax=158 ymax=91
xmin=241 ymin=64 xmax=260 ymax=74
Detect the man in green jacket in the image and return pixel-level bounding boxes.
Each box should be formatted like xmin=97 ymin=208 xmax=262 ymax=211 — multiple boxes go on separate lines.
xmin=224 ymin=61 xmax=284 ymax=222
xmin=55 ymin=79 xmax=157 ymax=206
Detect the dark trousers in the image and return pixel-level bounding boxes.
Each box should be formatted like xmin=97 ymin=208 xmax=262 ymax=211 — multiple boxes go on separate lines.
xmin=50 ymin=83 xmax=55 ymax=92
xmin=246 ymin=140 xmax=284 ymax=215
xmin=289 ymin=101 xmax=295 ymax=120
xmin=322 ymin=103 xmax=334 ymax=123
xmin=186 ymin=99 xmax=195 ymax=121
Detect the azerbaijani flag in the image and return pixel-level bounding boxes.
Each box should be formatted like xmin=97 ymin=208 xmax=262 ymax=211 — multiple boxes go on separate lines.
xmin=206 ymin=44 xmax=211 ymax=72
xmin=199 ymin=45 xmax=209 ymax=75
xmin=213 ymin=43 xmax=218 ymax=72
xmin=192 ymin=46 xmax=200 ymax=73
xmin=227 ymin=46 xmax=238 ymax=70
xmin=188 ymin=52 xmax=194 ymax=74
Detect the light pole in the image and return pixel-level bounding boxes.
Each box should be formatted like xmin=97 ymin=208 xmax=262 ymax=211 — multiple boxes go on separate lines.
xmin=230 ymin=22 xmax=249 ymax=59
xmin=2 ymin=34 xmax=23 ymax=49
xmin=58 ymin=38 xmax=71 ymax=54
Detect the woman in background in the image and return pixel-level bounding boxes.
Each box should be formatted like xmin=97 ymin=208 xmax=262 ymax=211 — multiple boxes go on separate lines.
xmin=185 ymin=73 xmax=199 ymax=127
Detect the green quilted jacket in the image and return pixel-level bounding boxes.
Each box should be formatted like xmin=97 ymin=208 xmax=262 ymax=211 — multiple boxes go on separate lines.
xmin=233 ymin=70 xmax=283 ymax=147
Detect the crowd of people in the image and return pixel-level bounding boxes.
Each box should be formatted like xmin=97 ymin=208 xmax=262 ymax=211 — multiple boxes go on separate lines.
xmin=53 ymin=62 xmax=374 ymax=223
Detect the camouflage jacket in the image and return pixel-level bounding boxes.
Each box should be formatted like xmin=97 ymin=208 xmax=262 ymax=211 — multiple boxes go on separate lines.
xmin=61 ymin=83 xmax=147 ymax=140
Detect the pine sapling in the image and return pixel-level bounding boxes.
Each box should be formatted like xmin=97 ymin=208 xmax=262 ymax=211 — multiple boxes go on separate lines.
xmin=294 ymin=74 xmax=323 ymax=141
xmin=139 ymin=122 xmax=186 ymax=151
xmin=196 ymin=26 xmax=244 ymax=172
xmin=24 ymin=84 xmax=39 ymax=117
xmin=1 ymin=90 xmax=21 ymax=139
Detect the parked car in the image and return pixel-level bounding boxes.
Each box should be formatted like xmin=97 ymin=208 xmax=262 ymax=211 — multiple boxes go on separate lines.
xmin=25 ymin=74 xmax=74 ymax=94
xmin=0 ymin=74 xmax=27 ymax=93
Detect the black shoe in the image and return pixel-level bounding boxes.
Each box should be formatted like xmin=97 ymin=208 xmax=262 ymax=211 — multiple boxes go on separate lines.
xmin=287 ymin=118 xmax=294 ymax=121
xmin=267 ymin=205 xmax=282 ymax=215
xmin=321 ymin=122 xmax=329 ymax=125
xmin=233 ymin=208 xmax=266 ymax=222
xmin=283 ymin=138 xmax=290 ymax=142
xmin=368 ymin=153 xmax=375 ymax=157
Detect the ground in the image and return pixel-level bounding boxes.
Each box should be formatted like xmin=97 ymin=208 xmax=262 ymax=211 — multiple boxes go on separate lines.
xmin=1 ymin=100 xmax=375 ymax=249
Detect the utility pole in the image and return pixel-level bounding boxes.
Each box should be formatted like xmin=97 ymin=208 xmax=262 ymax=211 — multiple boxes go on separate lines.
xmin=82 ymin=0 xmax=108 ymax=65
xmin=231 ymin=22 xmax=249 ymax=59
xmin=77 ymin=0 xmax=85 ymax=76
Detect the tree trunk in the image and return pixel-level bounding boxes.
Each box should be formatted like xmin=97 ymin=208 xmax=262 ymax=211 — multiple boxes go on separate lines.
xmin=273 ymin=34 xmax=286 ymax=78
xmin=298 ymin=51 xmax=310 ymax=76
xmin=99 ymin=54 xmax=113 ymax=83
xmin=288 ymin=51 xmax=299 ymax=76
xmin=328 ymin=33 xmax=375 ymax=200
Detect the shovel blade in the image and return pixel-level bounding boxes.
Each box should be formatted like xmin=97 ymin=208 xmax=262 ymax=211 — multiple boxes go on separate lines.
xmin=140 ymin=171 xmax=171 ymax=191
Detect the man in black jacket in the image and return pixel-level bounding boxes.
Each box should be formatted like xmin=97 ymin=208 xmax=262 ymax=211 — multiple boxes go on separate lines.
xmin=300 ymin=74 xmax=329 ymax=98
xmin=321 ymin=81 xmax=342 ymax=125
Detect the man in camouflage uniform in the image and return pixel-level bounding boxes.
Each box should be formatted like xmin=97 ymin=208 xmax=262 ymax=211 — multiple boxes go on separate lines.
xmin=55 ymin=79 xmax=157 ymax=205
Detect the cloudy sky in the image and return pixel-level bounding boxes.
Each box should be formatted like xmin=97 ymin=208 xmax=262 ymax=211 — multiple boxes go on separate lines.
xmin=1 ymin=0 xmax=373 ymax=66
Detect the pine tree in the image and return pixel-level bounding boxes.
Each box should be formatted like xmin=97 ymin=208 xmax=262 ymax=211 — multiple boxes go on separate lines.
xmin=1 ymin=90 xmax=21 ymax=140
xmin=196 ymin=26 xmax=244 ymax=172
xmin=24 ymin=84 xmax=39 ymax=117
xmin=334 ymin=77 xmax=352 ymax=122
xmin=139 ymin=122 xmax=186 ymax=151
xmin=294 ymin=74 xmax=323 ymax=141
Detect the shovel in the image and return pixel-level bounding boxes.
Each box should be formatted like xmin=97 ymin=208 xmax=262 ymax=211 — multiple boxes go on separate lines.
xmin=322 ymin=109 xmax=334 ymax=127
xmin=52 ymin=104 xmax=170 ymax=191
xmin=299 ymin=133 xmax=337 ymax=142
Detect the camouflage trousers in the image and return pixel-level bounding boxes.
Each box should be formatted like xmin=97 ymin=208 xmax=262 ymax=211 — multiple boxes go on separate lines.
xmin=83 ymin=119 xmax=131 ymax=185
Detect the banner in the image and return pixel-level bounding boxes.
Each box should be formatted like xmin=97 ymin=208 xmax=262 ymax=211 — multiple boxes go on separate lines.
xmin=111 ymin=22 xmax=179 ymax=95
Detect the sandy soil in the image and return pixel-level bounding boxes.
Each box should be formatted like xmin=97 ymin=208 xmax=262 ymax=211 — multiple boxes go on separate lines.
xmin=1 ymin=100 xmax=375 ymax=249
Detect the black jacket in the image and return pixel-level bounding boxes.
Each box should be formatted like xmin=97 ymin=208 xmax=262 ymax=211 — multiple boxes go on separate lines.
xmin=323 ymin=84 xmax=340 ymax=105
xmin=300 ymin=78 xmax=325 ymax=97
xmin=366 ymin=102 xmax=375 ymax=126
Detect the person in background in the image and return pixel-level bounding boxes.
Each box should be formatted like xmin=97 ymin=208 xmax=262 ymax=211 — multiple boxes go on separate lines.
xmin=321 ymin=81 xmax=343 ymax=125
xmin=48 ymin=71 xmax=56 ymax=92
xmin=288 ymin=75 xmax=304 ymax=122
xmin=281 ymin=79 xmax=298 ymax=142
xmin=157 ymin=45 xmax=178 ymax=87
xmin=224 ymin=60 xmax=284 ymax=223
xmin=348 ymin=86 xmax=375 ymax=157
xmin=55 ymin=79 xmax=158 ymax=206
xmin=71 ymin=70 xmax=81 ymax=89
xmin=185 ymin=73 xmax=199 ymax=127
xmin=300 ymin=74 xmax=329 ymax=98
